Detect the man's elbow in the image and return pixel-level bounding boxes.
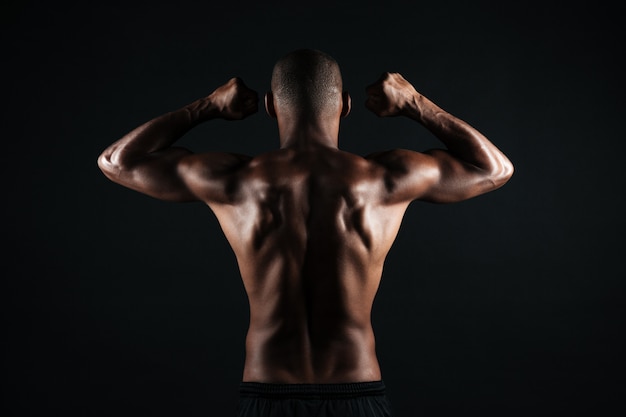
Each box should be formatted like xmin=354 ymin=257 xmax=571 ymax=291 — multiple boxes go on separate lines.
xmin=97 ymin=150 xmax=123 ymax=180
xmin=490 ymin=158 xmax=514 ymax=189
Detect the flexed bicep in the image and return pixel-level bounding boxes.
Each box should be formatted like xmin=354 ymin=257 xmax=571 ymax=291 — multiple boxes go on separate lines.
xmin=368 ymin=148 xmax=503 ymax=205
xmin=99 ymin=146 xmax=198 ymax=202
xmin=419 ymin=148 xmax=503 ymax=203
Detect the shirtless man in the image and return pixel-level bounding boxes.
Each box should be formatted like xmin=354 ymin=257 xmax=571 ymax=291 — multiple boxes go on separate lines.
xmin=98 ymin=49 xmax=513 ymax=417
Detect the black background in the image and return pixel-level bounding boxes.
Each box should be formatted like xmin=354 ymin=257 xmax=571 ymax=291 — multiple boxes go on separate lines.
xmin=3 ymin=1 xmax=625 ymax=416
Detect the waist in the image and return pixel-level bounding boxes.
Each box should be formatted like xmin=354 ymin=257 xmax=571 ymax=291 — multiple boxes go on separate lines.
xmin=239 ymin=380 xmax=387 ymax=399
xmin=242 ymin=326 xmax=381 ymax=383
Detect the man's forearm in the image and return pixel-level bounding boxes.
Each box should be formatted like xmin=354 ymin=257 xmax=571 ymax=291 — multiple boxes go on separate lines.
xmin=102 ymin=97 xmax=218 ymax=165
xmin=403 ymin=93 xmax=505 ymax=171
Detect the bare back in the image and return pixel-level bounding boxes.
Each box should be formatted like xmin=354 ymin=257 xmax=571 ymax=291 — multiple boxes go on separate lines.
xmin=97 ymin=70 xmax=513 ymax=385
xmin=207 ymin=146 xmax=408 ymax=383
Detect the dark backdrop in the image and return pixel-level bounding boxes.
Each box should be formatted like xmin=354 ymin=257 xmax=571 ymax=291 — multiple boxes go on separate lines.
xmin=3 ymin=1 xmax=625 ymax=416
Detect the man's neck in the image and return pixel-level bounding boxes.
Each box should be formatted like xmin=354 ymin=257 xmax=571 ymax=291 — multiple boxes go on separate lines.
xmin=277 ymin=116 xmax=340 ymax=150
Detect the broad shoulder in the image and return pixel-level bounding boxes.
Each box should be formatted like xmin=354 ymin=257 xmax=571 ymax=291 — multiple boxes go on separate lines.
xmin=365 ymin=148 xmax=442 ymax=204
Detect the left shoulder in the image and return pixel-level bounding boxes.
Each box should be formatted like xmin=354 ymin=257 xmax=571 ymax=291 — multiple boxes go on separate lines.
xmin=177 ymin=152 xmax=253 ymax=204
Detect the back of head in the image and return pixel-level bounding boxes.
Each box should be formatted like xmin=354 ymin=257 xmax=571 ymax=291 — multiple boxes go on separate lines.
xmin=271 ymin=49 xmax=343 ymax=117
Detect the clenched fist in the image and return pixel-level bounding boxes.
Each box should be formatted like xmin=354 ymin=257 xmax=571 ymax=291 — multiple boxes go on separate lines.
xmin=365 ymin=72 xmax=420 ymax=117
xmin=208 ymin=77 xmax=259 ymax=120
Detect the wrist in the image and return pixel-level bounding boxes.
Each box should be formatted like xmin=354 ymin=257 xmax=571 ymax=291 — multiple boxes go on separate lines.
xmin=401 ymin=92 xmax=422 ymax=120
xmin=184 ymin=97 xmax=220 ymax=123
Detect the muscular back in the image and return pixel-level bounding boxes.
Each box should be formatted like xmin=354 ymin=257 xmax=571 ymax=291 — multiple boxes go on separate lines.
xmin=206 ymin=146 xmax=408 ymax=383
xmin=97 ymin=72 xmax=512 ymax=384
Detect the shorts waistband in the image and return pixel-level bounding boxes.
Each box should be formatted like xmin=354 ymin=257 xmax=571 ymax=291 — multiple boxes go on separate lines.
xmin=239 ymin=380 xmax=386 ymax=399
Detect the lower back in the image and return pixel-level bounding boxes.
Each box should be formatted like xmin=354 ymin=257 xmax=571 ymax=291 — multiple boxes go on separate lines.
xmin=242 ymin=315 xmax=382 ymax=383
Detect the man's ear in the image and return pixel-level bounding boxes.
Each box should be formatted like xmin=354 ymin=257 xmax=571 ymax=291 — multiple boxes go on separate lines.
xmin=341 ymin=91 xmax=351 ymax=118
xmin=265 ymin=91 xmax=277 ymax=118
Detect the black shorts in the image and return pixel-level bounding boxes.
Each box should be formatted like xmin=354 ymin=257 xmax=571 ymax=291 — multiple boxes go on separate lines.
xmin=237 ymin=380 xmax=393 ymax=416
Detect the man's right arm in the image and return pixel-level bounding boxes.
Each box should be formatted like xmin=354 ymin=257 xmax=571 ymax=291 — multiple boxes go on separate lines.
xmin=365 ymin=72 xmax=514 ymax=204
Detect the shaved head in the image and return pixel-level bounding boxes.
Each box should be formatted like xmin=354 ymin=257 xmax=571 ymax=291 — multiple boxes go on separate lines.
xmin=270 ymin=49 xmax=343 ymax=116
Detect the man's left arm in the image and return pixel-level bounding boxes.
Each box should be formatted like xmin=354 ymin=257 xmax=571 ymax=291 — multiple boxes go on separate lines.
xmin=97 ymin=77 xmax=258 ymax=202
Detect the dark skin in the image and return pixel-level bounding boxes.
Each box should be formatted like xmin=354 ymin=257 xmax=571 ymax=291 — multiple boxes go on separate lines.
xmin=98 ymin=72 xmax=514 ymax=383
